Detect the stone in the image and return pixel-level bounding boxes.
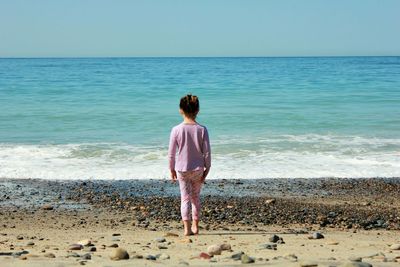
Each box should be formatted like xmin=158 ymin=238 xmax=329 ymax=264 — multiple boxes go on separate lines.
xmin=69 ymin=244 xmax=83 ymax=250
xmin=241 ymin=254 xmax=255 ymax=264
xmin=146 ymin=254 xmax=156 ymax=260
xmin=77 ymin=239 xmax=91 ymax=246
xmin=157 ymin=253 xmax=170 ymax=260
xmin=112 ymin=233 xmax=121 ymax=236
xmin=43 ymin=252 xmax=56 ymax=258
xmin=81 ymin=253 xmax=91 ymax=260
xmin=155 ymin=237 xmax=166 ymax=243
xmin=42 ymin=204 xmax=54 ymax=210
xmin=179 ymin=238 xmax=192 ymax=243
xmin=164 ymin=232 xmax=179 ymax=237
xmin=12 ymin=250 xmax=29 ymax=257
xmin=220 ymin=243 xmax=231 ymax=251
xmin=339 ymin=262 xmax=373 ymax=267
xmin=327 ymin=241 xmax=339 ymax=245
xmin=110 ymin=248 xmax=129 ymax=260
xmin=231 ymin=251 xmax=244 ymax=260
xmin=260 ymin=243 xmax=277 ymax=250
xmin=348 ymin=256 xmax=362 ymax=262
xmin=390 ymin=243 xmax=400 ymax=250
xmin=207 ymin=244 xmax=222 ymax=256
xmin=27 ymin=241 xmax=35 ymax=246
xmin=300 ymin=262 xmax=318 ymax=267
xmin=16 ymin=235 xmax=24 ymax=240
xmin=269 ymin=234 xmax=280 ymax=243
xmin=84 ymin=246 xmax=96 ymax=252
xmin=309 ymin=232 xmax=324 ymax=239
xmin=265 ymin=199 xmax=276 ymax=204
xmin=109 ymin=243 xmax=118 ymax=248
xmin=157 ymin=244 xmax=168 ymax=249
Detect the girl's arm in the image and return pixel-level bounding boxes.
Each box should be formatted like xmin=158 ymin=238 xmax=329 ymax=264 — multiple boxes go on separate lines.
xmin=168 ymin=128 xmax=177 ymax=181
xmin=202 ymin=127 xmax=211 ymax=181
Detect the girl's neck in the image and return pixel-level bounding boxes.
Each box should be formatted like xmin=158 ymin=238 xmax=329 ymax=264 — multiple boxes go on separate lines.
xmin=183 ymin=117 xmax=197 ymax=124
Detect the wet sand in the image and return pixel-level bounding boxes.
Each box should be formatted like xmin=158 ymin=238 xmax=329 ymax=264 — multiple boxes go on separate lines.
xmin=0 ymin=178 xmax=399 ymax=266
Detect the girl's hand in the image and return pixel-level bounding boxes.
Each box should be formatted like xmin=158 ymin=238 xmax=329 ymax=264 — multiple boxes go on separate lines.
xmin=170 ymin=170 xmax=177 ymax=183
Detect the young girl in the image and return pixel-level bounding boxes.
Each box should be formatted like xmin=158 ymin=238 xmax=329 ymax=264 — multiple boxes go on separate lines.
xmin=168 ymin=94 xmax=211 ymax=236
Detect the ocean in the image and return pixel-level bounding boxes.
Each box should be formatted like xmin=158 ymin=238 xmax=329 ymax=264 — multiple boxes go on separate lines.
xmin=0 ymin=57 xmax=399 ymax=179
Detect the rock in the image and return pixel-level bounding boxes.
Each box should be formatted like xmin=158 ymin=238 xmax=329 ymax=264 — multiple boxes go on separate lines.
xmin=77 ymin=239 xmax=91 ymax=246
xmin=327 ymin=241 xmax=339 ymax=245
xmin=157 ymin=244 xmax=168 ymax=249
xmin=110 ymin=248 xmax=129 ymax=260
xmin=164 ymin=232 xmax=179 ymax=237
xmin=309 ymin=232 xmax=324 ymax=239
xmin=260 ymin=243 xmax=277 ymax=250
xmin=12 ymin=250 xmax=29 ymax=257
xmin=220 ymin=243 xmax=231 ymax=251
xmin=155 ymin=237 xmax=166 ymax=243
xmin=207 ymin=244 xmax=222 ymax=256
xmin=42 ymin=204 xmax=54 ymax=210
xmin=157 ymin=253 xmax=170 ymax=260
xmin=285 ymin=254 xmax=298 ymax=262
xmin=300 ymin=262 xmax=318 ymax=267
xmin=179 ymin=238 xmax=192 ymax=243
xmin=390 ymin=243 xmax=400 ymax=250
xmin=109 ymin=243 xmax=118 ymax=248
xmin=16 ymin=235 xmax=24 ymax=240
xmin=241 ymin=254 xmax=255 ymax=264
xmin=84 ymin=246 xmax=96 ymax=252
xmin=112 ymin=233 xmax=121 ymax=236
xmin=339 ymin=262 xmax=373 ymax=267
xmin=265 ymin=199 xmax=276 ymax=204
xmin=27 ymin=241 xmax=35 ymax=246
xmin=69 ymin=244 xmax=83 ymax=250
xmin=269 ymin=234 xmax=280 ymax=243
xmin=231 ymin=251 xmax=244 ymax=260
xmin=111 ymin=237 xmax=120 ymax=241
xmin=43 ymin=252 xmax=55 ymax=258
xmin=146 ymin=254 xmax=156 ymax=260
xmin=67 ymin=252 xmax=80 ymax=258
xmin=81 ymin=253 xmax=91 ymax=260
xmin=348 ymin=256 xmax=362 ymax=262
xmin=199 ymin=252 xmax=211 ymax=259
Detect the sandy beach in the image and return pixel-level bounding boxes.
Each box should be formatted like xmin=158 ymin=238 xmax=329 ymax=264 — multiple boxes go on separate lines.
xmin=0 ymin=178 xmax=399 ymax=266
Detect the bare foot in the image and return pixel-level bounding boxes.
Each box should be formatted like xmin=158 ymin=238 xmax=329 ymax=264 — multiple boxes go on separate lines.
xmin=184 ymin=229 xmax=194 ymax=236
xmin=191 ymin=227 xmax=199 ymax=235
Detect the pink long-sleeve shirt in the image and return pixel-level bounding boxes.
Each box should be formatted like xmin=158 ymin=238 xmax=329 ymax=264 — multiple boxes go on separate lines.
xmin=168 ymin=122 xmax=211 ymax=172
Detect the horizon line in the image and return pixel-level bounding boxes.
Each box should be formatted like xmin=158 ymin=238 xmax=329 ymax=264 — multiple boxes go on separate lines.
xmin=1 ymin=55 xmax=399 ymax=59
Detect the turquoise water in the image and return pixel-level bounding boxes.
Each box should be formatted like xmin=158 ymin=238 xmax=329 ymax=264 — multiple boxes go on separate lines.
xmin=0 ymin=57 xmax=399 ymax=179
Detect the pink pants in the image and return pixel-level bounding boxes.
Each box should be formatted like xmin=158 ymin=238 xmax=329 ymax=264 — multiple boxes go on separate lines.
xmin=177 ymin=169 xmax=204 ymax=221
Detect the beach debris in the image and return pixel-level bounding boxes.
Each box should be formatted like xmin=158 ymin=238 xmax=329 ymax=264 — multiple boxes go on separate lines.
xmin=220 ymin=243 xmax=231 ymax=251
xmin=284 ymin=254 xmax=298 ymax=262
xmin=327 ymin=241 xmax=339 ymax=245
xmin=348 ymin=256 xmax=362 ymax=262
xmin=199 ymin=252 xmax=211 ymax=259
xmin=390 ymin=243 xmax=400 ymax=250
xmin=68 ymin=244 xmax=83 ymax=250
xmin=110 ymin=248 xmax=129 ymax=260
xmin=84 ymin=246 xmax=96 ymax=252
xmin=269 ymin=234 xmax=284 ymax=243
xmin=164 ymin=232 xmax=179 ymax=237
xmin=77 ymin=239 xmax=91 ymax=246
xmin=241 ymin=253 xmax=255 ymax=264
xmin=309 ymin=232 xmax=324 ymax=239
xmin=265 ymin=198 xmax=276 ymax=204
xmin=179 ymin=238 xmax=192 ymax=243
xmin=81 ymin=253 xmax=91 ymax=260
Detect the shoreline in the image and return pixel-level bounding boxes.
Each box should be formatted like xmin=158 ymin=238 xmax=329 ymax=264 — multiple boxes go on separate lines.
xmin=1 ymin=177 xmax=400 ymax=266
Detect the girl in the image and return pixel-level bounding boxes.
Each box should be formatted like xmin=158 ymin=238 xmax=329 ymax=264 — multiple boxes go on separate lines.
xmin=168 ymin=94 xmax=211 ymax=236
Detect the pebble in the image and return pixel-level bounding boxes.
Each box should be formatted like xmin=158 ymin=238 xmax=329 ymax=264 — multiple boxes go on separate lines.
xmin=231 ymin=251 xmax=244 ymax=260
xmin=241 ymin=254 xmax=255 ymax=264
xmin=41 ymin=204 xmax=54 ymax=210
xmin=109 ymin=243 xmax=119 ymax=248
xmin=81 ymin=253 xmax=91 ymax=260
xmin=157 ymin=253 xmax=170 ymax=260
xmin=69 ymin=244 xmax=83 ymax=250
xmin=164 ymin=232 xmax=179 ymax=237
xmin=155 ymin=237 xmax=166 ymax=243
xmin=339 ymin=262 xmax=373 ymax=267
xmin=269 ymin=234 xmax=280 ymax=243
xmin=207 ymin=244 xmax=222 ymax=256
xmin=112 ymin=233 xmax=121 ymax=236
xmin=84 ymin=246 xmax=96 ymax=252
xmin=300 ymin=262 xmax=318 ymax=267
xmin=349 ymin=256 xmax=362 ymax=262
xmin=309 ymin=232 xmax=324 ymax=239
xmin=27 ymin=241 xmax=35 ymax=246
xmin=16 ymin=235 xmax=24 ymax=240
xmin=390 ymin=243 xmax=400 ymax=250
xmin=157 ymin=244 xmax=168 ymax=249
xmin=146 ymin=254 xmax=157 ymax=260
xmin=179 ymin=238 xmax=192 ymax=243
xmin=220 ymin=243 xmax=231 ymax=251
xmin=110 ymin=248 xmax=129 ymax=260
xmin=260 ymin=243 xmax=277 ymax=250
xmin=43 ymin=252 xmax=56 ymax=258
xmin=77 ymin=239 xmax=91 ymax=246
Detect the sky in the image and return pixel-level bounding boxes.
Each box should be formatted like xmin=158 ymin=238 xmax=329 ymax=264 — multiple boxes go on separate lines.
xmin=0 ymin=0 xmax=399 ymax=57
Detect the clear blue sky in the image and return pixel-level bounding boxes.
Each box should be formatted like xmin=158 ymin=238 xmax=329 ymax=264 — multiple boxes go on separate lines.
xmin=1 ymin=0 xmax=399 ymax=57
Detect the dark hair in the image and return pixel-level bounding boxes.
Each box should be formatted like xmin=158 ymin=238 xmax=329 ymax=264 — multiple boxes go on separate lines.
xmin=179 ymin=94 xmax=199 ymax=119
